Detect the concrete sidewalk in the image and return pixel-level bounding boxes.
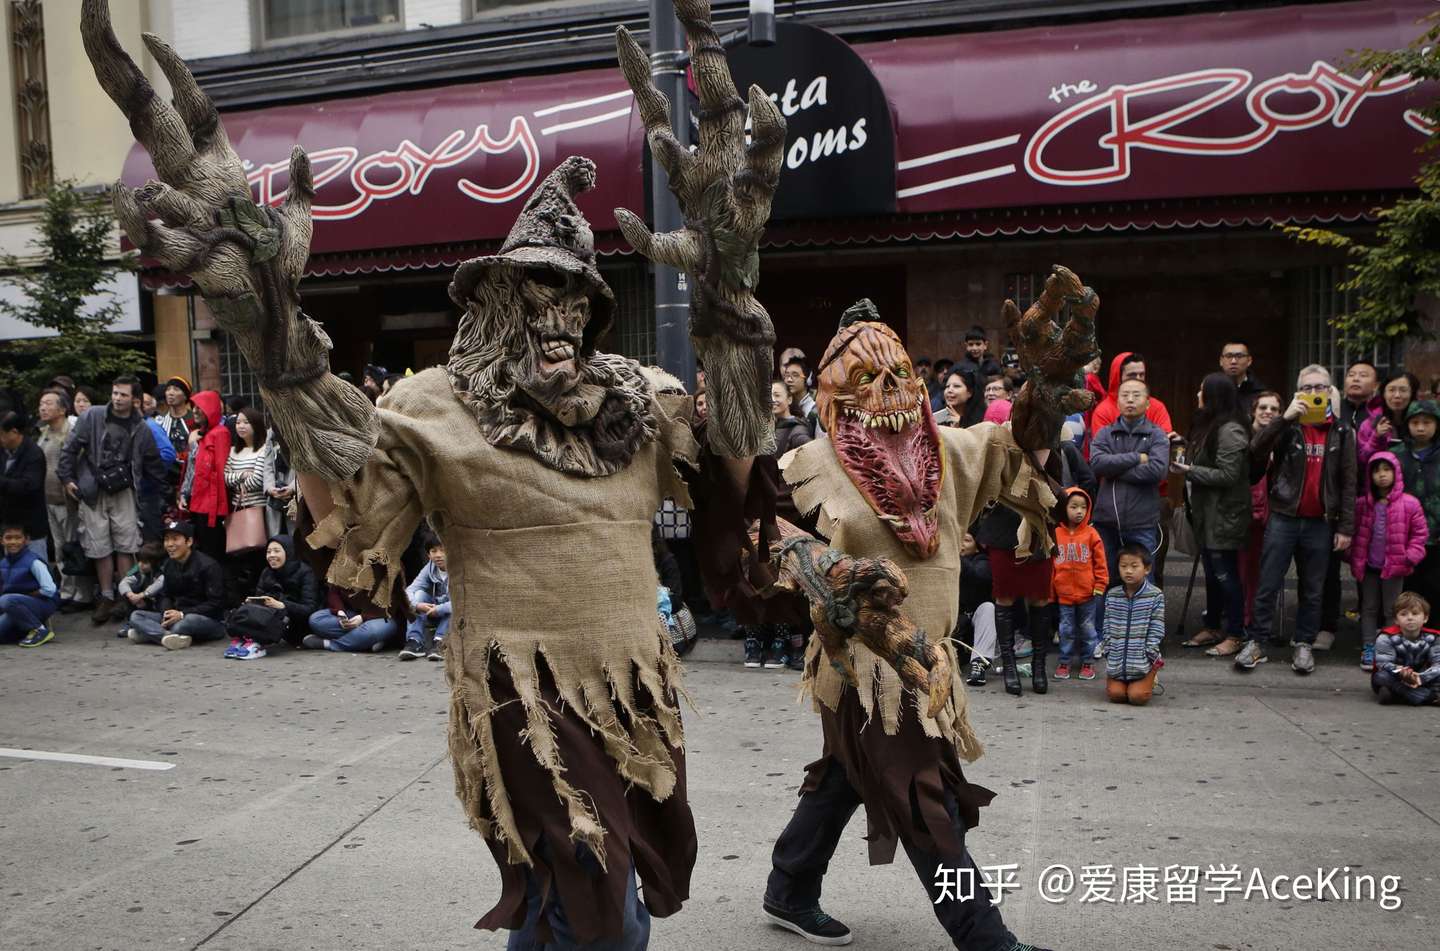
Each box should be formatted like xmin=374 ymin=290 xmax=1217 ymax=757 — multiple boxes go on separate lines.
xmin=0 ymin=605 xmax=1435 ymax=951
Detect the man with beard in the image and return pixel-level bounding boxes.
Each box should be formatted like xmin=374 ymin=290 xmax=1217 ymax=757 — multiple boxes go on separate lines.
xmin=760 ymin=275 xmax=1097 ymax=951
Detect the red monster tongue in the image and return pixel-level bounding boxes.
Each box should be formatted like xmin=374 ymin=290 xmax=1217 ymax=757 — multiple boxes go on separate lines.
xmin=831 ymin=407 xmax=944 ymax=559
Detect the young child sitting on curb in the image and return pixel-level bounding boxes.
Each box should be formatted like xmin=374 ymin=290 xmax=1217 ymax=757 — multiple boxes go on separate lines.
xmin=116 ymin=542 xmax=165 ymax=637
xmin=1051 ymin=487 xmax=1108 ymax=681
xmin=1102 ymin=544 xmax=1165 ymax=705
xmin=1372 ymin=591 xmax=1440 ymax=705
xmin=399 ymin=535 xmax=450 ymax=662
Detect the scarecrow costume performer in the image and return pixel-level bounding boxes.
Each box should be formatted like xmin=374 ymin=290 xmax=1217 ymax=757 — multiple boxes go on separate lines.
xmin=80 ymin=1 xmax=886 ymax=945
xmin=761 ymin=279 xmax=1098 ymax=951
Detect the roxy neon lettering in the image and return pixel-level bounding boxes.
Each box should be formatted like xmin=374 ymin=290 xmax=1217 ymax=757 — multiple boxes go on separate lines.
xmin=244 ymin=116 xmax=541 ymax=219
xmin=1025 ymin=60 xmax=1422 ymax=186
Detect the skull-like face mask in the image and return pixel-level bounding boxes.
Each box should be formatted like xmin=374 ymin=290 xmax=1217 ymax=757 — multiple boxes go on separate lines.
xmin=816 ymin=308 xmax=943 ymax=559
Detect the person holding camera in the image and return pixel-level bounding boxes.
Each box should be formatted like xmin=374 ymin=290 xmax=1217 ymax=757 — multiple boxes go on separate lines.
xmin=1236 ymin=365 xmax=1356 ymax=675
xmin=57 ymin=375 xmax=167 ymax=627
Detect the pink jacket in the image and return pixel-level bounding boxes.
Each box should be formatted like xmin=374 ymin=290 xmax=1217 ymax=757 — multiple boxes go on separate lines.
xmin=1350 ymin=451 xmax=1429 ymax=580
xmin=1357 ymin=408 xmax=1400 ymax=468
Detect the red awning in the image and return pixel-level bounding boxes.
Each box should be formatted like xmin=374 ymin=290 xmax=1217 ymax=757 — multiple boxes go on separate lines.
xmin=127 ymin=0 xmax=1431 ymax=281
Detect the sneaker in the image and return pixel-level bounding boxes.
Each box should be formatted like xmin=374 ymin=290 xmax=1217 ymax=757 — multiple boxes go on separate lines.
xmin=126 ymin=628 xmax=145 ymax=643
xmin=1053 ymin=662 xmax=1071 ymax=680
xmin=18 ymin=626 xmax=54 ymax=648
xmin=1314 ymin=630 xmax=1336 ymax=652
xmin=398 ymin=640 xmax=425 ymax=661
xmin=1234 ymin=640 xmax=1268 ymax=670
xmin=762 ymin=902 xmax=853 ymax=946
xmin=1360 ymin=645 xmax=1375 ymax=673
xmin=427 ymin=638 xmax=444 ymax=662
xmin=1078 ymin=662 xmax=1097 ymax=681
xmin=1292 ymin=643 xmax=1315 ymax=675
xmin=966 ymin=658 xmax=988 ymax=686
xmin=764 ymin=636 xmax=787 ymax=669
xmin=91 ymin=597 xmax=115 ymax=626
xmin=1014 ymin=637 xmax=1034 ymax=659
xmin=743 ymin=636 xmax=762 ymax=668
xmin=1010 ymin=942 xmax=1057 ymax=951
xmin=223 ymin=638 xmax=245 ymax=659
xmin=234 ymin=640 xmax=267 ymax=660
xmin=301 ymin=634 xmax=326 ymax=651
xmin=160 ymin=633 xmax=193 ymax=651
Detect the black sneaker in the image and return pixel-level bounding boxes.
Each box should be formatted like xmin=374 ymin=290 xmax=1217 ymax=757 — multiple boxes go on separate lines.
xmin=743 ymin=636 xmax=762 ymax=668
xmin=427 ymin=637 xmax=444 ymax=661
xmin=301 ymin=634 xmax=326 ymax=651
xmin=966 ymin=658 xmax=988 ymax=686
xmin=764 ymin=636 xmax=788 ymax=669
xmin=398 ymin=640 xmax=425 ymax=661
xmin=762 ymin=902 xmax=852 ymax=946
xmin=1009 ymin=943 xmax=1055 ymax=951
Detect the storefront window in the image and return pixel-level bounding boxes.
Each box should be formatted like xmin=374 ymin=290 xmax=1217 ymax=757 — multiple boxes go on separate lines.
xmin=603 ymin=263 xmax=656 ymax=366
xmin=259 ymin=0 xmax=402 ymax=44
xmin=1004 ymin=272 xmax=1045 ymax=312
xmin=216 ymin=328 xmax=263 ymax=411
xmin=470 ymin=0 xmax=561 ymax=19
xmin=1292 ymin=265 xmax=1397 ymax=386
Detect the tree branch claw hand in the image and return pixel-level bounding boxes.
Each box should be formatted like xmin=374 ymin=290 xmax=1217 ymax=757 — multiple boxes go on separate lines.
xmin=614 ymin=0 xmax=786 ymax=458
xmin=1002 ymin=265 xmax=1101 ymax=451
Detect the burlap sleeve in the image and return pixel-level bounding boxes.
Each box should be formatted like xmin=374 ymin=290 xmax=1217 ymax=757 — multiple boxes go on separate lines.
xmin=946 ymin=423 xmax=1057 ymax=558
xmin=307 ymin=411 xmax=426 ymax=612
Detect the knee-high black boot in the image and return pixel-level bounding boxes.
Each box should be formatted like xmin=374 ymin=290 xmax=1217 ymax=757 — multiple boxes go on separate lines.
xmin=996 ymin=604 xmax=1022 ymax=696
xmin=1030 ymin=604 xmax=1050 ymax=695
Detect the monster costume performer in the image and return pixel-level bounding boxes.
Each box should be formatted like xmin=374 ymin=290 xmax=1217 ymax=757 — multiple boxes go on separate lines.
xmin=761 ymin=280 xmax=1100 ymax=951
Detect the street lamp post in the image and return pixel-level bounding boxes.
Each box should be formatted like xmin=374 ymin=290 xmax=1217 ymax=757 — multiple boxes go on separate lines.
xmin=647 ymin=0 xmax=695 ymax=387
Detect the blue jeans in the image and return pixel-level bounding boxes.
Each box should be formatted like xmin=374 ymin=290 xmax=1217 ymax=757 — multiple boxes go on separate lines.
xmin=404 ymin=613 xmax=450 ymax=644
xmin=506 ymin=839 xmax=650 ymax=951
xmin=308 ymin=610 xmax=398 ymax=652
xmin=1200 ymin=547 xmax=1245 ymax=637
xmin=1095 ymin=522 xmax=1159 ymax=630
xmin=0 ymin=593 xmax=57 ymax=642
xmin=128 ymin=609 xmax=227 ymax=644
xmin=1057 ymin=599 xmax=1098 ymax=665
xmin=1250 ymin=513 xmax=1331 ymax=645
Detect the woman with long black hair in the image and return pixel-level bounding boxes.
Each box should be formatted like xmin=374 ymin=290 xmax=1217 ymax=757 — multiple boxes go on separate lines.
xmin=934 ymin=368 xmax=986 ymax=428
xmin=1174 ymin=373 xmax=1253 ymax=652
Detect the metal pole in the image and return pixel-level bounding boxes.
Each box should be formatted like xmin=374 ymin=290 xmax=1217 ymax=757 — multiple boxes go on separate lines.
xmin=648 ymin=0 xmax=696 ymax=387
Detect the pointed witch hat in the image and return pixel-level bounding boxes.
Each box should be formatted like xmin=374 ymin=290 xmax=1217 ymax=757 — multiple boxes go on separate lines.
xmin=448 ymin=156 xmax=617 ymax=345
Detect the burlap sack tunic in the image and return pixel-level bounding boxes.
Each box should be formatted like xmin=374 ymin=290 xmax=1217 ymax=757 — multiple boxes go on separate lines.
xmin=309 ymin=367 xmax=699 ymax=942
xmin=781 ymin=421 xmax=1055 ymax=863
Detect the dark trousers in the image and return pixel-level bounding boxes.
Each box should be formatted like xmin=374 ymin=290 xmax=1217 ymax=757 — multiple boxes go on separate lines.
xmin=1372 ymin=668 xmax=1438 ymax=706
xmin=506 ymin=840 xmax=650 ymax=951
xmin=1200 ymin=548 xmax=1245 ymax=637
xmin=765 ymin=759 xmax=1014 ymax=951
xmin=1251 ymin=513 xmax=1330 ymax=645
xmin=1404 ymin=546 xmax=1440 ymax=609
xmin=1322 ymin=549 xmax=1343 ymax=633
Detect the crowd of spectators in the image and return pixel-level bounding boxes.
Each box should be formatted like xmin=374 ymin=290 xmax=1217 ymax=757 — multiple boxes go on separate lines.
xmin=718 ymin=330 xmax=1440 ymax=706
xmin=3 ymin=338 xmax=1439 ymax=705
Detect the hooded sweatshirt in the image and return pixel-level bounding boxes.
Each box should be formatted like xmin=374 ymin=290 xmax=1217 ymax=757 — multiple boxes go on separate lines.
xmin=1350 ymin=452 xmax=1429 ymax=581
xmin=183 ymin=392 xmax=231 ymax=526
xmin=1087 ymin=351 xmax=1173 ymax=444
xmin=1051 ymin=487 xmax=1109 ymax=605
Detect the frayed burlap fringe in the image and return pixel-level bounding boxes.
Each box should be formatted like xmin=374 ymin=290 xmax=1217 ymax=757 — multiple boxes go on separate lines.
xmin=446 ymin=627 xmax=687 ymax=870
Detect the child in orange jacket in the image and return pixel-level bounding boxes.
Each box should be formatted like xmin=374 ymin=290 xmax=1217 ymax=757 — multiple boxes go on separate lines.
xmin=1051 ymin=487 xmax=1110 ymax=680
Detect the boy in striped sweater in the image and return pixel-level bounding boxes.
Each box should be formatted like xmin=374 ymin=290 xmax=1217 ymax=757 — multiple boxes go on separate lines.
xmin=1102 ymin=544 xmax=1166 ymax=705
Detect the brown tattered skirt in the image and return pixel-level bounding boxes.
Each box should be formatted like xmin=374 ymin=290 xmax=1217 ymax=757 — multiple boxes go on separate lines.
xmin=471 ymin=657 xmax=697 ymax=943
xmin=805 ymin=684 xmax=997 ymax=866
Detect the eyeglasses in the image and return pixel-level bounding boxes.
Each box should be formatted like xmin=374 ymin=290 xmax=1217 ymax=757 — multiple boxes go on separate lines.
xmin=1298 ymin=383 xmax=1329 ymax=393
xmin=1221 ymin=352 xmax=1249 ymax=360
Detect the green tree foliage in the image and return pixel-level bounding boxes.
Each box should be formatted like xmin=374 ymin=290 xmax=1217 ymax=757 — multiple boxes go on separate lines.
xmin=1285 ymin=15 xmax=1440 ymax=352
xmin=0 ymin=181 xmax=147 ymax=396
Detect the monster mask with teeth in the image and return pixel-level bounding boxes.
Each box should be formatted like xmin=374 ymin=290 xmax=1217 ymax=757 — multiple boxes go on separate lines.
xmin=815 ymin=299 xmax=944 ymax=559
